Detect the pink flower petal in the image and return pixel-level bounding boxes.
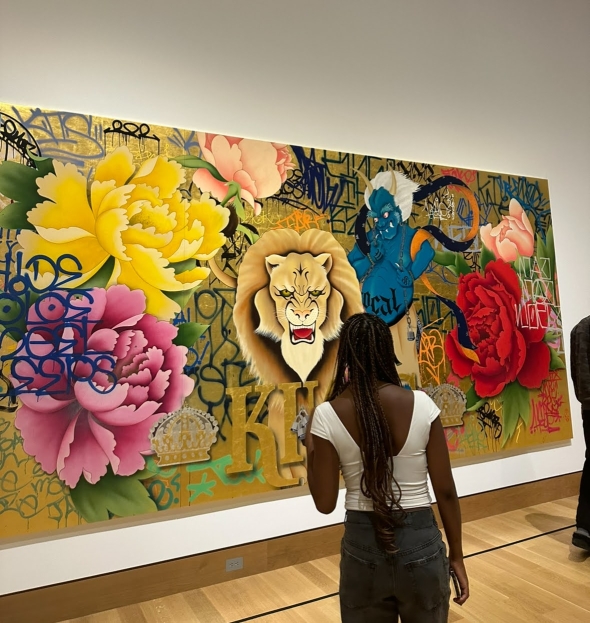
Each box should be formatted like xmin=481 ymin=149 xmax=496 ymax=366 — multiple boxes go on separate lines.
xmin=74 ymin=380 xmax=128 ymax=412
xmin=18 ymin=391 xmax=75 ymax=413
xmin=87 ymin=328 xmax=119 ymax=353
xmin=135 ymin=316 xmax=177 ymax=352
xmin=138 ymin=346 xmax=165 ymax=377
xmin=93 ymin=400 xmax=160 ymax=427
xmin=480 ymin=224 xmax=496 ymax=256
xmin=101 ymin=285 xmax=146 ymax=330
xmin=14 ymin=404 xmax=78 ymax=475
xmin=110 ymin=413 xmax=163 ymax=476
xmin=495 ymin=236 xmax=519 ymax=262
xmin=115 ymin=331 xmax=149 ymax=372
xmin=88 ymin=416 xmax=120 ymax=473
xmin=234 ymin=169 xmax=258 ymax=201
xmin=125 ymin=367 xmax=152 ymax=387
xmin=147 ymin=369 xmax=171 ymax=402
xmin=192 ymin=169 xmax=229 ymax=203
xmin=124 ymin=384 xmax=150 ymax=406
xmin=56 ymin=412 xmax=78 ymax=479
xmin=60 ymin=414 xmax=110 ymax=487
xmin=160 ymin=345 xmax=194 ymax=413
xmin=113 ymin=330 xmax=133 ymax=360
xmin=208 ymin=135 xmax=244 ymax=182
xmin=237 ymin=139 xmax=283 ymax=198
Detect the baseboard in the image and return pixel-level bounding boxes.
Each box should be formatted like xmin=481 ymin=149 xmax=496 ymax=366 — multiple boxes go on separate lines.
xmin=0 ymin=471 xmax=581 ymax=623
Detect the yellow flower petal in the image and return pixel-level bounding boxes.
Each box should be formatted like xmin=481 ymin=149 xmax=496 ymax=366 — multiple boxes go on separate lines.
xmin=91 ymin=180 xmax=117 ymax=214
xmin=128 ymin=201 xmax=177 ymax=234
xmin=157 ymin=191 xmax=203 ymax=261
xmin=95 ymin=208 xmax=130 ymax=261
xmin=126 ymin=183 xmax=163 ymax=210
xmin=166 ymin=191 xmax=189 ymax=232
xmin=17 ymin=230 xmax=109 ymax=287
xmin=188 ymin=195 xmax=230 ymax=260
xmin=31 ymin=162 xmax=95 ymax=234
xmin=93 ymin=184 xmax=134 ymax=218
xmin=132 ymin=156 xmax=185 ymax=198
xmin=115 ymin=260 xmax=180 ymax=321
xmin=122 ymin=223 xmax=173 ymax=249
xmin=164 ymin=237 xmax=204 ymax=263
xmin=175 ymin=265 xmax=210 ymax=285
xmin=35 ymin=226 xmax=95 ymax=244
xmin=124 ymin=244 xmax=188 ymax=292
xmin=94 ymin=146 xmax=135 ymax=186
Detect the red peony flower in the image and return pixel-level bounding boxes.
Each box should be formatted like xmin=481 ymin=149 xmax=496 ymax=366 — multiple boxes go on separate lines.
xmin=445 ymin=260 xmax=550 ymax=397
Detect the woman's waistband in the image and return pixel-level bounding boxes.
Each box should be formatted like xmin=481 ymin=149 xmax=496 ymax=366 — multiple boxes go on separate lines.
xmin=345 ymin=507 xmax=434 ymax=528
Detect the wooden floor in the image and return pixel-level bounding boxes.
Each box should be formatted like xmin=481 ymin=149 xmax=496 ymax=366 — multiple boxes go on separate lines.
xmin=61 ymin=497 xmax=589 ymax=623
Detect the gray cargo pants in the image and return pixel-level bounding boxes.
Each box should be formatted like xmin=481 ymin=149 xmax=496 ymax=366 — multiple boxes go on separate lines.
xmin=340 ymin=508 xmax=451 ymax=622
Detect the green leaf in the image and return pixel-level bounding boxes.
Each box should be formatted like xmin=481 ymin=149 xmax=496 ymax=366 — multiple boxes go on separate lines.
xmin=549 ymin=347 xmax=566 ymax=371
xmin=544 ymin=331 xmax=560 ymax=343
xmin=77 ymin=256 xmax=115 ymax=289
xmin=172 ymin=155 xmax=226 ymax=182
xmin=499 ymin=381 xmax=531 ymax=446
xmin=173 ymin=322 xmax=209 ymax=348
xmin=70 ymin=469 xmax=157 ymax=523
xmin=0 ymin=160 xmax=41 ymax=205
xmin=544 ymin=226 xmax=556 ymax=281
xmin=480 ymin=244 xmax=495 ymax=271
xmin=163 ymin=287 xmax=198 ymax=309
xmin=433 ymin=250 xmax=456 ymax=266
xmin=170 ymin=258 xmax=197 ymax=274
xmin=236 ymin=223 xmax=259 ymax=244
xmin=446 ymin=264 xmax=459 ymax=277
xmin=0 ymin=201 xmax=35 ymax=230
xmin=28 ymin=152 xmax=55 ymax=177
xmin=455 ymin=253 xmax=471 ymax=276
xmin=232 ymin=196 xmax=246 ymax=219
xmin=465 ymin=384 xmax=485 ymax=412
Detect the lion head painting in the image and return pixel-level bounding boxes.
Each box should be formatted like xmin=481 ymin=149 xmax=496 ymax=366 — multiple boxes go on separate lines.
xmin=233 ymin=229 xmax=364 ymax=401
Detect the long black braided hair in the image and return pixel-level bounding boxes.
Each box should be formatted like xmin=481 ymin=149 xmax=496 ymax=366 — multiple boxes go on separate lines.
xmin=327 ymin=312 xmax=406 ymax=553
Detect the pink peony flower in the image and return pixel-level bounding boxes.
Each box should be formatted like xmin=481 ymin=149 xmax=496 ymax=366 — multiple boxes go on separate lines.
xmin=480 ymin=198 xmax=535 ymax=262
xmin=194 ymin=133 xmax=295 ymax=215
xmin=11 ymin=285 xmax=194 ymax=488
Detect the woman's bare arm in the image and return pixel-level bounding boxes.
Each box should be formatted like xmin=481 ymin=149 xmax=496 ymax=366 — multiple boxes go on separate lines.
xmin=426 ymin=417 xmax=469 ymax=605
xmin=305 ymin=416 xmax=340 ymax=514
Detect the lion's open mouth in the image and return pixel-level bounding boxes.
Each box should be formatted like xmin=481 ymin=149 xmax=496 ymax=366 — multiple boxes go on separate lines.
xmin=290 ymin=323 xmax=315 ymax=344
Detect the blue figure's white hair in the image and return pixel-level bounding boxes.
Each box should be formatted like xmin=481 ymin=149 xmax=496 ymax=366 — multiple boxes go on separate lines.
xmin=364 ymin=169 xmax=420 ymax=222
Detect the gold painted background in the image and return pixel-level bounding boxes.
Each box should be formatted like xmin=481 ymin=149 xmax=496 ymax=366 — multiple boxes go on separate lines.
xmin=0 ymin=103 xmax=572 ymax=538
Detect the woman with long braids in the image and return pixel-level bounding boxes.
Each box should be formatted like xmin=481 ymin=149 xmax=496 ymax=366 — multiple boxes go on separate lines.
xmin=305 ymin=312 xmax=469 ymax=622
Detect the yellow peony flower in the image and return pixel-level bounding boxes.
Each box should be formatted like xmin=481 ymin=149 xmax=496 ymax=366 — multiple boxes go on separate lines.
xmin=18 ymin=147 xmax=230 ymax=320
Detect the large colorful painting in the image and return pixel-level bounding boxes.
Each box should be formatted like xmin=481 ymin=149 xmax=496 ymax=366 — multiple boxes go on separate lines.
xmin=0 ymin=103 xmax=572 ymax=538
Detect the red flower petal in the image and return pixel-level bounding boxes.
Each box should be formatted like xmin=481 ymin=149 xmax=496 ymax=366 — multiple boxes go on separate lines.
xmin=517 ymin=341 xmax=551 ymax=389
xmin=485 ymin=260 xmax=522 ymax=304
xmin=445 ymin=330 xmax=474 ymax=378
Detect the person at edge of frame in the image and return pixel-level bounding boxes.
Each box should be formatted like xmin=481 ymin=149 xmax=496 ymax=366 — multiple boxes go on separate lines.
xmin=570 ymin=316 xmax=590 ymax=552
xmin=304 ymin=312 xmax=469 ymax=622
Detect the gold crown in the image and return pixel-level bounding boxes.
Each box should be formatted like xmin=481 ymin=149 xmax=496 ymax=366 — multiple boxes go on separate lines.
xmin=150 ymin=407 xmax=219 ymax=466
xmin=423 ymin=384 xmax=466 ymax=428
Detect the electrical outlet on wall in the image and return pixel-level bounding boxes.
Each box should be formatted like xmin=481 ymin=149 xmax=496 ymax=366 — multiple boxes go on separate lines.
xmin=226 ymin=556 xmax=244 ymax=572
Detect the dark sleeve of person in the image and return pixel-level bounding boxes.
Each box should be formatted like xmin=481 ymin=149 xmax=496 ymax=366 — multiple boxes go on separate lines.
xmin=571 ymin=319 xmax=590 ymax=407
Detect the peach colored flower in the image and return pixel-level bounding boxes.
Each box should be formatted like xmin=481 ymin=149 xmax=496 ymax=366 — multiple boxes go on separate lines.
xmin=480 ymin=199 xmax=534 ymax=262
xmin=193 ymin=133 xmax=294 ymax=215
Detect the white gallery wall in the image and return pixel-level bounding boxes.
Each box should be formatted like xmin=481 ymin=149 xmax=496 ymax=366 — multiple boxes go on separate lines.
xmin=0 ymin=0 xmax=589 ymax=594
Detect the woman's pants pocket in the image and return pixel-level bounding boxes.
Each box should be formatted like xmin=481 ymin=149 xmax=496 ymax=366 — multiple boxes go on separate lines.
xmin=339 ymin=543 xmax=377 ymax=609
xmin=404 ymin=546 xmax=450 ymax=611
